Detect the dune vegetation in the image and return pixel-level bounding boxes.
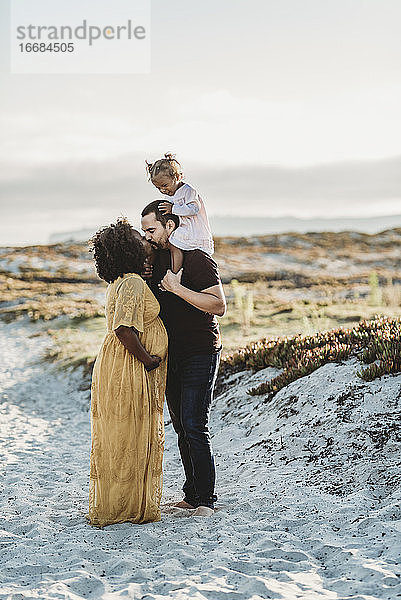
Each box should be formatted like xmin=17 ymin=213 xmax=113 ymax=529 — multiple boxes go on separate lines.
xmin=220 ymin=316 xmax=401 ymax=398
xmin=1 ymin=229 xmax=400 ymax=395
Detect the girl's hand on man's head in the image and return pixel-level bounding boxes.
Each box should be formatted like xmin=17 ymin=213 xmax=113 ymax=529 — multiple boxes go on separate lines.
xmin=158 ymin=201 xmax=173 ymax=215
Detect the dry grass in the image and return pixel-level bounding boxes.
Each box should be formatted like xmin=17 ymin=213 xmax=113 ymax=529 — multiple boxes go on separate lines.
xmin=42 ymin=318 xmax=105 ymax=385
xmin=1 ymin=231 xmax=400 ymax=392
xmin=0 ymin=296 xmax=103 ymax=323
xmin=0 ymin=265 xmax=104 ymax=323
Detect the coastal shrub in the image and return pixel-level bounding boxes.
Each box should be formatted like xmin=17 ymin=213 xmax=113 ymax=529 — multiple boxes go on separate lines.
xmin=230 ymin=279 xmax=255 ymax=332
xmin=368 ymin=271 xmax=382 ymax=306
xmin=357 ymin=332 xmax=401 ymax=381
xmin=219 ymin=317 xmax=401 ymax=397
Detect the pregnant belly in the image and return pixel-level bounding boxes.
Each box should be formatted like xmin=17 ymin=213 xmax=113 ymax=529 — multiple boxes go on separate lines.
xmin=140 ymin=318 xmax=168 ymax=359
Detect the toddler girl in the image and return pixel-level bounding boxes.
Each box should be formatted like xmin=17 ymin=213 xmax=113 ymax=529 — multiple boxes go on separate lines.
xmin=146 ymin=153 xmax=214 ymax=273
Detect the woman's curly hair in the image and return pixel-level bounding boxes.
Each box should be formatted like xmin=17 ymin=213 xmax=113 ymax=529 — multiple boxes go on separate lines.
xmin=88 ymin=217 xmax=146 ymax=283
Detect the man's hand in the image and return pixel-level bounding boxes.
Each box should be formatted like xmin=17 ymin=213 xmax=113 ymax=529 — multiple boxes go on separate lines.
xmin=161 ymin=268 xmax=183 ymax=293
xmin=141 ymin=259 xmax=153 ymax=280
xmin=158 ymin=201 xmax=173 ymax=215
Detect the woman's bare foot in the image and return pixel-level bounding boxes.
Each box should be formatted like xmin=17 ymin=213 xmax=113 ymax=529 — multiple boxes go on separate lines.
xmin=174 ymin=500 xmax=196 ymax=509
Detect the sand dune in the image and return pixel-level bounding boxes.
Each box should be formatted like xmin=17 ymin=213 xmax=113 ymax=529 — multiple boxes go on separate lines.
xmin=0 ymin=319 xmax=400 ymax=599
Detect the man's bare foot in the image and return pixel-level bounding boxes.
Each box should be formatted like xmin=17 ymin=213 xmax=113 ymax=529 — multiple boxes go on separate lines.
xmin=174 ymin=500 xmax=196 ymax=509
xmin=192 ymin=506 xmax=214 ymax=517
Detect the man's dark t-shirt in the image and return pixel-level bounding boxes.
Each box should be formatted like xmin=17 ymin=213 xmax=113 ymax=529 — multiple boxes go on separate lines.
xmin=149 ymin=249 xmax=222 ymax=357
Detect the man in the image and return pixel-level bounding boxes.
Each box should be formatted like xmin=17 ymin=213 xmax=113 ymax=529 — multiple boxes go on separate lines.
xmin=141 ymin=201 xmax=226 ymax=517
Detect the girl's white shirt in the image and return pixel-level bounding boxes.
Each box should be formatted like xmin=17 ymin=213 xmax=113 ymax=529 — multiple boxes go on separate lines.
xmin=161 ymin=182 xmax=214 ymax=255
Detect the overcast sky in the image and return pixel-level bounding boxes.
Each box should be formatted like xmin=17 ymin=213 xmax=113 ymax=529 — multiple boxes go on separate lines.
xmin=1 ymin=0 xmax=401 ymax=244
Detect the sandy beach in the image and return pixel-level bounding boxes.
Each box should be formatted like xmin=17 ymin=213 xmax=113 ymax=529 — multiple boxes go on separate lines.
xmin=1 ymin=314 xmax=400 ymax=600
xmin=3 ymin=0 xmax=401 ymax=593
xmin=2 ymin=0 xmax=401 ymax=595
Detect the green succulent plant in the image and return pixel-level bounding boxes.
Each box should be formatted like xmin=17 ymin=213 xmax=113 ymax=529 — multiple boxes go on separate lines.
xmin=219 ymin=317 xmax=401 ymax=397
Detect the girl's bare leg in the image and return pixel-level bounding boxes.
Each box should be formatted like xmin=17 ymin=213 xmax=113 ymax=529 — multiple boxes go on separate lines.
xmin=169 ymin=243 xmax=184 ymax=273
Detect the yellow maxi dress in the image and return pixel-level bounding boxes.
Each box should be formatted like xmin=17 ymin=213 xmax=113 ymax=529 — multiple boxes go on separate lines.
xmin=88 ymin=273 xmax=168 ymax=527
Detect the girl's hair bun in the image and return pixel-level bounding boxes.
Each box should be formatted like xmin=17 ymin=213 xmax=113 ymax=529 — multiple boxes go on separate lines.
xmin=146 ymin=153 xmax=183 ymax=181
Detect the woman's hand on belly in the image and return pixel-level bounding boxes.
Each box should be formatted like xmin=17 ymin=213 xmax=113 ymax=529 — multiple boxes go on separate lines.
xmin=145 ymin=355 xmax=162 ymax=371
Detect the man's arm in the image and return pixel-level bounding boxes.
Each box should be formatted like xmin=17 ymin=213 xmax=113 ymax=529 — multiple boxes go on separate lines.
xmin=161 ymin=269 xmax=226 ymax=316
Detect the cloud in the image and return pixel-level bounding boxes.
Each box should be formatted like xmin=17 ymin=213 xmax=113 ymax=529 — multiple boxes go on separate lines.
xmin=2 ymin=86 xmax=401 ymax=171
xmin=1 ymin=87 xmax=400 ymax=229
xmin=160 ymin=87 xmax=401 ymax=166
xmin=1 ymin=153 xmax=400 ymax=219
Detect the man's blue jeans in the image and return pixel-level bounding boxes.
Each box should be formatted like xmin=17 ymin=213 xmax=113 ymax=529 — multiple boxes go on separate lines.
xmin=166 ymin=351 xmax=221 ymax=508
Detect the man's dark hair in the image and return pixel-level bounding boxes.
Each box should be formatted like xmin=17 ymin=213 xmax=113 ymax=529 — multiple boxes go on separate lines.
xmin=88 ymin=217 xmax=146 ymax=283
xmin=141 ymin=200 xmax=180 ymax=229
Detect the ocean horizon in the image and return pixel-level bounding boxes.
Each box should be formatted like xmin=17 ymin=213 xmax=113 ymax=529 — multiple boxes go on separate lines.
xmin=46 ymin=213 xmax=401 ymax=244
xmin=1 ymin=213 xmax=400 ymax=247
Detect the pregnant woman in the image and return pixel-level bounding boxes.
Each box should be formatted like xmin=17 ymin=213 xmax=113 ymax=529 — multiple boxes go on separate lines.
xmin=87 ymin=218 xmax=168 ymax=527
